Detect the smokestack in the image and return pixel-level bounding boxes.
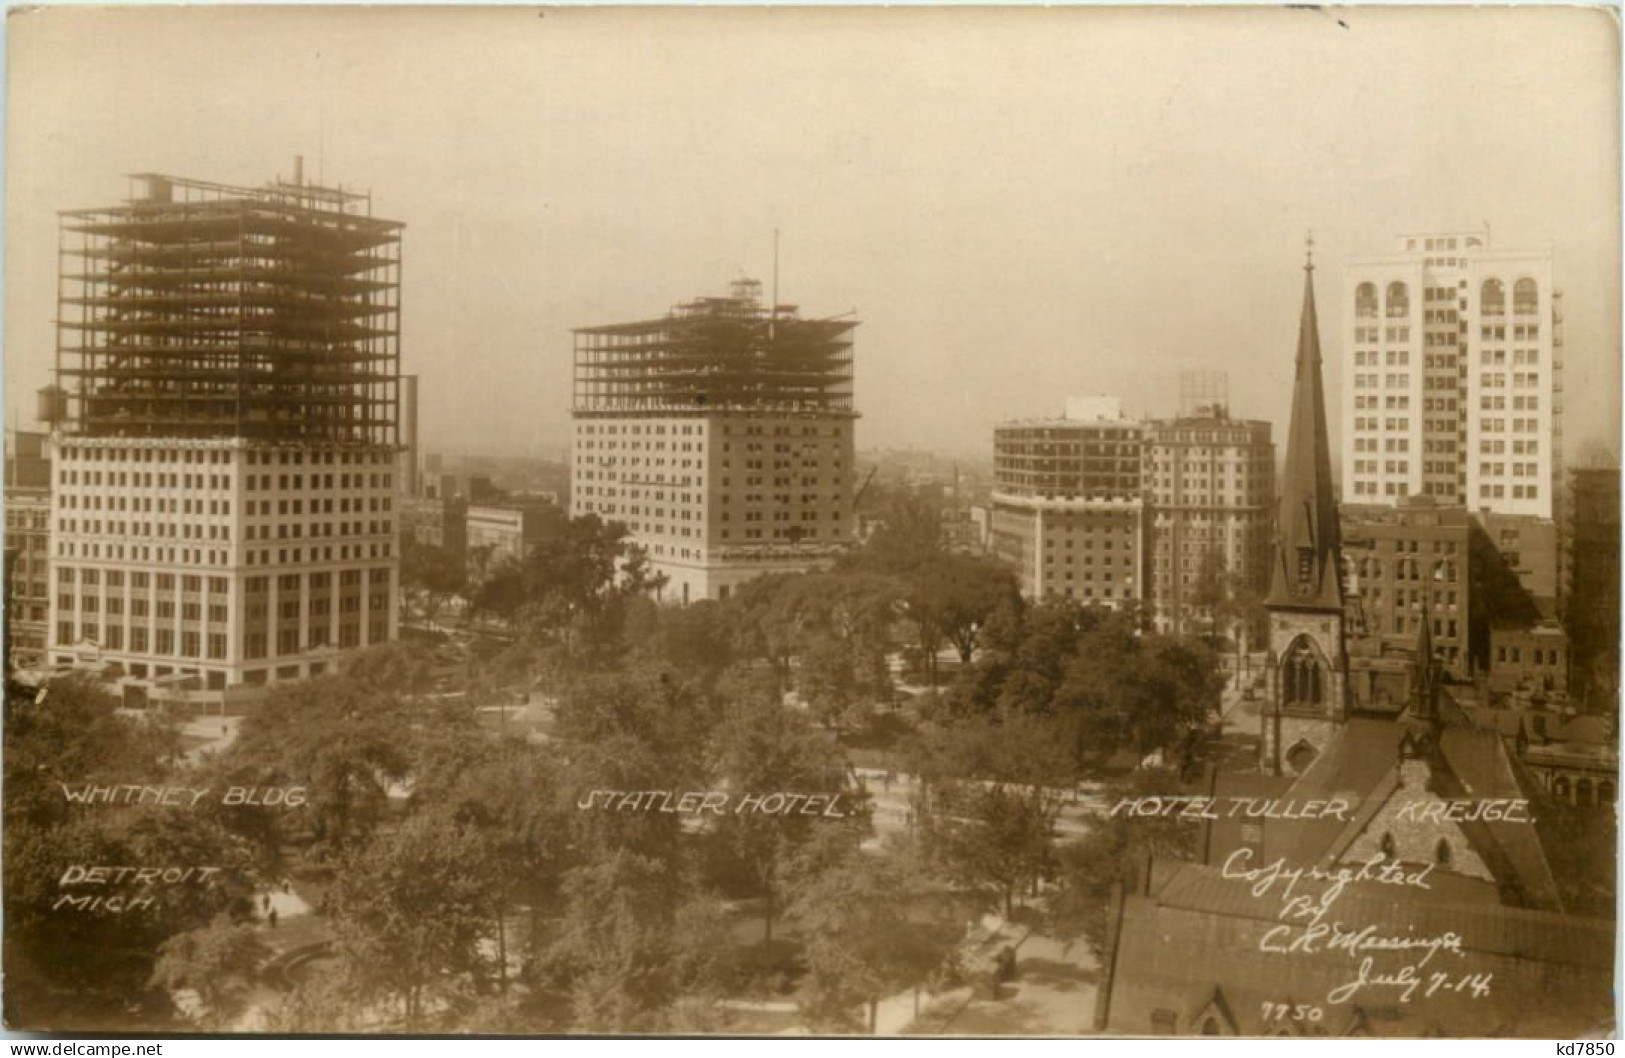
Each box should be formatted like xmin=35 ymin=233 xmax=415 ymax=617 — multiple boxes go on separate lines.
xmin=293 ymin=155 xmax=304 ymax=186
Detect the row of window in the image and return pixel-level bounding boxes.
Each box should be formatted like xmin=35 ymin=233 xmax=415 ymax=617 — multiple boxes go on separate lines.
xmin=1355 ymin=278 xmax=1540 ymax=316
xmin=1480 ymin=484 xmax=1541 ymax=500
xmin=60 ymin=447 xmax=393 ymax=467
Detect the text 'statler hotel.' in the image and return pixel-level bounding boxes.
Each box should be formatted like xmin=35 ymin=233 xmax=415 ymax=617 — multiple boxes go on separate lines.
xmin=46 ymin=168 xmax=405 ymax=695
xmin=570 ymin=279 xmax=859 ymax=604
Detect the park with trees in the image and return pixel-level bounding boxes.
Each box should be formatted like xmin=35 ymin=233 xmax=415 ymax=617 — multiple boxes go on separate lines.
xmin=4 ymin=502 xmax=1228 ymax=1034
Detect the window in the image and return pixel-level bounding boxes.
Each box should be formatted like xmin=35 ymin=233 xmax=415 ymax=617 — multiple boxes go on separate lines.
xmin=1385 ymin=281 xmax=1409 ymax=317
xmin=1513 ymin=277 xmax=1538 ymax=315
xmin=1355 ymin=282 xmax=1378 ymax=318
xmin=1281 ymin=638 xmax=1324 ymax=707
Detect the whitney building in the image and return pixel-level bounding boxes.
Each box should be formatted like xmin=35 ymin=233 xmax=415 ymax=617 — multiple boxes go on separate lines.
xmin=46 ymin=166 xmax=405 ymax=693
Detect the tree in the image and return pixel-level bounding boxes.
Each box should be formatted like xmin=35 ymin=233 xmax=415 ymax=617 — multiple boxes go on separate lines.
xmin=1048 ymin=767 xmax=1197 ymax=952
xmin=149 ymin=918 xmax=271 ymax=1030
xmin=1055 ymin=633 xmax=1223 ymax=773
xmin=411 ymin=733 xmax=574 ymax=986
xmin=640 ymin=599 xmax=738 ymax=684
xmin=786 ymin=845 xmax=959 ymax=1033
xmin=770 ymin=573 xmax=900 ymax=729
xmin=401 ymin=538 xmax=466 ymax=627
xmin=326 ymin=814 xmax=500 ymax=1029
xmin=852 ymin=485 xmax=946 ymax=574
xmin=901 ymin=555 xmax=1021 ymax=684
xmin=225 ymin=670 xmax=416 ymax=853
xmin=3 ymin=677 xmax=254 ymax=1029
xmin=704 ymin=698 xmax=862 ymax=943
xmin=471 ymin=514 xmax=666 ymax=665
xmin=911 ymin=710 xmax=1071 ymax=917
xmin=536 ymin=850 xmax=694 ymax=1033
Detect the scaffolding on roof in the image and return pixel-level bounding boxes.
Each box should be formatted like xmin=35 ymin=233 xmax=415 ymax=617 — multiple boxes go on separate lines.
xmin=55 ymin=169 xmax=403 ymax=446
xmin=572 ymin=280 xmax=857 ymax=416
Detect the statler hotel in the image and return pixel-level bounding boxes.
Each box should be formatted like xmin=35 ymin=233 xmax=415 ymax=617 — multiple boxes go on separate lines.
xmin=571 ymin=279 xmax=859 ymax=604
xmin=1343 ymin=230 xmax=1562 ymax=519
xmin=46 ymin=167 xmax=404 ymax=691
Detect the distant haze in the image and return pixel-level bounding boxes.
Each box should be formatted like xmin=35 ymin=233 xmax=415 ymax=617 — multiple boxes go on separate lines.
xmin=6 ymin=6 xmax=1619 ymax=464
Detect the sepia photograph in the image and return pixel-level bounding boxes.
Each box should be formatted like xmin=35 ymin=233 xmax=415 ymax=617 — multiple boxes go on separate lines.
xmin=1 ymin=3 xmax=1620 ymax=1041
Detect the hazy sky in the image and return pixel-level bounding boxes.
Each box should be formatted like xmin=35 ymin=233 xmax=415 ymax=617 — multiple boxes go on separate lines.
xmin=6 ymin=5 xmax=1619 ymax=462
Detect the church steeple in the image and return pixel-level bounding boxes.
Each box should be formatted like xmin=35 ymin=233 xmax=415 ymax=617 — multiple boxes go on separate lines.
xmin=1267 ymin=234 xmax=1344 ymax=611
xmin=1259 ymin=237 xmax=1350 ymax=776
xmin=1411 ymin=589 xmax=1438 ymax=721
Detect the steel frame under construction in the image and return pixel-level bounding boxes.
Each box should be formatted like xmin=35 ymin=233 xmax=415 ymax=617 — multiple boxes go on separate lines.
xmin=56 ymin=170 xmax=403 ymax=446
xmin=572 ymin=279 xmax=856 ymax=416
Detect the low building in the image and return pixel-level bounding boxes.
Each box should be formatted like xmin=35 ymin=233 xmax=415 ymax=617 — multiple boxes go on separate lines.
xmin=1486 ymin=621 xmax=1568 ymax=701
xmin=5 ymin=485 xmax=51 ymax=672
xmin=401 ymin=495 xmax=469 ymax=564
xmin=1341 ymin=498 xmax=1472 ymax=705
xmin=1477 ymin=509 xmax=1560 ymax=612
xmin=1564 ymin=466 xmax=1620 ymax=709
xmin=1467 ymin=706 xmax=1617 ymax=811
xmin=466 ymin=501 xmax=565 ymax=577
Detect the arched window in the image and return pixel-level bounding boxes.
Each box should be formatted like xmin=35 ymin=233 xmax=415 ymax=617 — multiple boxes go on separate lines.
xmin=1481 ymin=278 xmax=1506 ymax=316
xmin=1385 ymin=282 xmax=1410 ymax=318
xmin=1601 ymin=780 xmax=1616 ymax=806
xmin=1435 ymin=838 xmax=1452 ymax=867
xmin=1513 ymin=278 xmax=1539 ymax=315
xmin=1379 ymin=832 xmax=1397 ymax=860
xmin=1355 ymin=283 xmax=1379 ymax=319
xmin=1282 ymin=639 xmax=1325 ymax=707
xmin=1577 ymin=779 xmax=1594 ymax=808
xmin=1553 ymin=775 xmax=1571 ymax=802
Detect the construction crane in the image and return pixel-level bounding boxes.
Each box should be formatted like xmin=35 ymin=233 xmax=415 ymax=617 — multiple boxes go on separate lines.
xmin=853 ymin=464 xmax=879 ymax=514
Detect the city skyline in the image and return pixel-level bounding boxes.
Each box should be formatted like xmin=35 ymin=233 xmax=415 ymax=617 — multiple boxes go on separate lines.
xmin=6 ymin=6 xmax=1620 ymax=464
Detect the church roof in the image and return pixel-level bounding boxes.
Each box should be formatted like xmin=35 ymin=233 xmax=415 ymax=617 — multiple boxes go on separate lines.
xmin=1099 ymin=857 xmax=1613 ymax=1036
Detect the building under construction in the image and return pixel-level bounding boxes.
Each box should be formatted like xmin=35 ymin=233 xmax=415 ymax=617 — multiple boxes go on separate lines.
xmin=571 ymin=279 xmax=859 ymax=604
xmin=571 ymin=278 xmax=854 ymax=416
xmin=46 ymin=166 xmax=404 ymax=694
xmin=56 ymin=167 xmax=402 ymax=444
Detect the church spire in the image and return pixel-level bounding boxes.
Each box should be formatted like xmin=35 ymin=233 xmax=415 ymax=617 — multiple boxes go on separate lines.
xmin=1411 ymin=587 xmax=1438 ymax=720
xmin=1267 ymin=234 xmax=1344 ymax=610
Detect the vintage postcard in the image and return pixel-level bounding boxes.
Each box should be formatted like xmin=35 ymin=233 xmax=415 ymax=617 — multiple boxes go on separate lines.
xmin=3 ymin=4 xmax=1619 ymax=1041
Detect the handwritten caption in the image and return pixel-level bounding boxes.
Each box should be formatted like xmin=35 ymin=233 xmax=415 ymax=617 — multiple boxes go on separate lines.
xmin=61 ymin=784 xmax=308 ymax=808
xmin=1220 ymin=848 xmax=1493 ymax=1005
xmin=54 ymin=865 xmax=225 ymax=913
xmin=576 ymin=789 xmax=849 ymax=817
xmin=1111 ymin=795 xmax=1533 ymax=824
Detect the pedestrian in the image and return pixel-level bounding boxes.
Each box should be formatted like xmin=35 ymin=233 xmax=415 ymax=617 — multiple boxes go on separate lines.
xmin=268 ymin=908 xmax=279 ymax=929
xmin=282 ymin=878 xmax=292 ymax=895
xmin=222 ymin=723 xmax=228 ymax=736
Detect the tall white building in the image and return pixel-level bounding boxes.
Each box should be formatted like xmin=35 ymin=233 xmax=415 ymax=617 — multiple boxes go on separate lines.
xmin=1343 ymin=230 xmax=1563 ymax=519
xmin=571 ymin=280 xmax=858 ymax=604
xmin=47 ymin=169 xmax=404 ymax=691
